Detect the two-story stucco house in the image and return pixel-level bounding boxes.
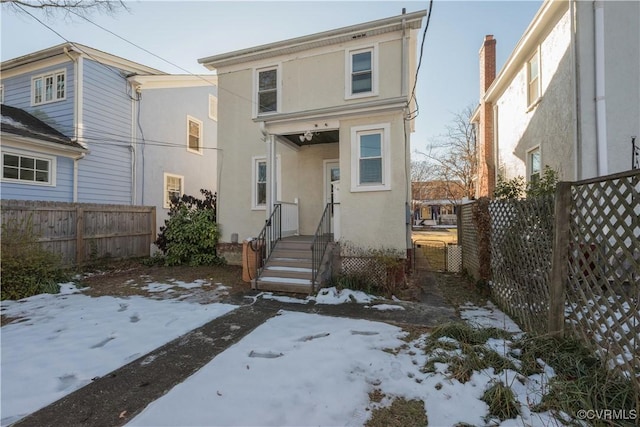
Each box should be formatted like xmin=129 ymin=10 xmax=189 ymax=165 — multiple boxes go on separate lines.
xmin=199 ymin=10 xmax=426 ymax=293
xmin=1 ymin=43 xmax=219 ymax=235
xmin=472 ymin=0 xmax=640 ymax=197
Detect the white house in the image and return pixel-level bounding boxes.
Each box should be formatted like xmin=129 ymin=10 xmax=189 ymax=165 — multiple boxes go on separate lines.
xmin=199 ymin=10 xmax=426 ymax=292
xmin=472 ymin=0 xmax=640 ymax=196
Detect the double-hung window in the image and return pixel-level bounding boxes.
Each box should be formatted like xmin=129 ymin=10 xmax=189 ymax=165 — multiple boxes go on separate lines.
xmin=346 ymin=46 xmax=377 ymax=98
xmin=528 ymin=147 xmax=541 ymax=183
xmin=2 ymin=152 xmax=53 ymax=185
xmin=187 ymin=116 xmax=203 ymax=154
xmin=32 ymin=70 xmax=66 ymax=105
xmin=254 ymin=159 xmax=267 ymax=208
xmin=527 ymin=50 xmax=540 ymax=108
xmin=257 ymin=67 xmax=278 ymax=115
xmin=164 ymin=173 xmax=184 ymax=208
xmin=350 ymin=123 xmax=391 ymax=192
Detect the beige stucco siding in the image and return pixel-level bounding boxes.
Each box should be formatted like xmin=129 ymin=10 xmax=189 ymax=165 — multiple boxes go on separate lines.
xmin=338 ymin=113 xmax=407 ymax=254
xmin=216 ymin=69 xmax=268 ymax=242
xmin=495 ymin=8 xmax=574 ymax=181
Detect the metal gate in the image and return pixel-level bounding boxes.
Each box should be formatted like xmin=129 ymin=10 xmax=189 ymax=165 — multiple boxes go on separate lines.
xmin=413 ymin=239 xmax=447 ymax=272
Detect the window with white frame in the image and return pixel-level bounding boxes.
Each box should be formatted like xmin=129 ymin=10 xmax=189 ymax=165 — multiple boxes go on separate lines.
xmin=208 ymin=94 xmax=218 ymax=121
xmin=254 ymin=159 xmax=267 ymax=208
xmin=0 ymin=84 xmax=4 ymax=104
xmin=187 ymin=116 xmax=203 ymax=154
xmin=256 ymin=67 xmax=278 ymax=114
xmin=164 ymin=173 xmax=184 ymax=208
xmin=527 ymin=50 xmax=540 ymax=108
xmin=251 ymin=156 xmax=281 ymax=210
xmin=2 ymin=152 xmax=53 ymax=185
xmin=32 ymin=70 xmax=66 ymax=105
xmin=527 ymin=147 xmax=541 ymax=183
xmin=346 ymin=46 xmax=377 ymax=98
xmin=350 ymin=123 xmax=391 ymax=192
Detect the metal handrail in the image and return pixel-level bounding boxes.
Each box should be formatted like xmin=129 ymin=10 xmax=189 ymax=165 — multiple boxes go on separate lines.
xmin=311 ymin=203 xmax=332 ymax=290
xmin=252 ymin=203 xmax=281 ymax=278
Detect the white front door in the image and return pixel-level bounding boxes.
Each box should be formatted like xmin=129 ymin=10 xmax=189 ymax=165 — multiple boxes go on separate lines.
xmin=324 ymin=160 xmax=340 ymax=233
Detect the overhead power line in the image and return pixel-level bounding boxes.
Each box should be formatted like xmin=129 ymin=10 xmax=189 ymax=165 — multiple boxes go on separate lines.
xmin=407 ymin=0 xmax=433 ymax=121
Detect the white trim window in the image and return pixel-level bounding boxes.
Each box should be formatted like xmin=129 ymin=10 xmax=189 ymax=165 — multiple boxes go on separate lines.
xmin=527 ymin=146 xmax=541 ymax=183
xmin=526 ymin=49 xmax=541 ymax=108
xmin=187 ymin=116 xmax=203 ymax=154
xmin=208 ymin=94 xmax=218 ymax=121
xmin=0 ymin=84 xmax=4 ymax=103
xmin=252 ymin=157 xmax=267 ymax=209
xmin=2 ymin=151 xmax=55 ymax=186
xmin=350 ymin=123 xmax=391 ymax=192
xmin=32 ymin=69 xmax=66 ymax=106
xmin=256 ymin=66 xmax=279 ymax=115
xmin=345 ymin=46 xmax=378 ymax=99
xmin=251 ymin=156 xmax=281 ymax=210
xmin=164 ymin=173 xmax=184 ymax=208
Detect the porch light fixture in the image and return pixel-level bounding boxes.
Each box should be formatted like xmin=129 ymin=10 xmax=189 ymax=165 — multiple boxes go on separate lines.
xmin=299 ymin=130 xmax=313 ymax=142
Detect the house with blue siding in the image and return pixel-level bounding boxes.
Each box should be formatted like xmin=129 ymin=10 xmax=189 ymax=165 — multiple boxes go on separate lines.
xmin=1 ymin=43 xmax=219 ymax=238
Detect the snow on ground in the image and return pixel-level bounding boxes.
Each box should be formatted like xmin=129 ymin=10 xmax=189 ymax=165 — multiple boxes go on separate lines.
xmin=260 ymin=286 xmax=379 ymax=305
xmin=129 ymin=307 xmax=564 ymax=427
xmin=2 ymin=281 xmax=568 ymax=427
xmin=0 ymin=284 xmax=236 ymax=426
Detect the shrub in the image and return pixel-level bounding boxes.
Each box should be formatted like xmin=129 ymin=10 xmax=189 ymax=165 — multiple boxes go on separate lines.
xmin=1 ymin=217 xmax=68 ymax=300
xmin=155 ymin=189 xmax=224 ymax=266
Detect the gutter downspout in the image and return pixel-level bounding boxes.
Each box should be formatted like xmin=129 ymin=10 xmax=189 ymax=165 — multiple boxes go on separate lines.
xmin=570 ymin=0 xmax=581 ymax=180
xmin=64 ymin=47 xmax=84 ymax=202
xmin=130 ymin=85 xmax=137 ymax=205
xmin=73 ymin=154 xmax=85 ymax=202
xmin=401 ymin=9 xmax=408 ymax=97
xmin=594 ymin=0 xmax=608 ymax=176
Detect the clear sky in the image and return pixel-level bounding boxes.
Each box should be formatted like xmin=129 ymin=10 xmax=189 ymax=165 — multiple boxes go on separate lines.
xmin=1 ymin=0 xmax=542 ymax=156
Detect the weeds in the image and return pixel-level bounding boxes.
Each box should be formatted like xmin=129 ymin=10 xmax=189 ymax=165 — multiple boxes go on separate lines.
xmin=365 ymin=397 xmax=427 ymax=427
xmin=482 ymin=381 xmax=520 ymax=421
xmin=1 ymin=216 xmax=68 ymax=300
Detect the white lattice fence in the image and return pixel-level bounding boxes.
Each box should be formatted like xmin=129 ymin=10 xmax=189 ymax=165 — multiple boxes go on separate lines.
xmin=488 ymin=197 xmax=554 ymax=334
xmin=564 ymin=171 xmax=639 ymax=389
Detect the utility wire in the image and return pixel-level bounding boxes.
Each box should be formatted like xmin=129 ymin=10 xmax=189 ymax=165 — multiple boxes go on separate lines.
xmin=406 ymin=0 xmax=433 ymax=121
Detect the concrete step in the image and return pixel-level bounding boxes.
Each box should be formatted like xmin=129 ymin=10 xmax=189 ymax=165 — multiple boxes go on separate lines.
xmin=260 ymin=267 xmax=312 ymax=281
xmin=276 ymin=240 xmax=313 ymax=251
xmin=270 ymin=249 xmax=312 ymax=260
xmin=255 ymin=277 xmax=313 ymax=294
xmin=269 ymin=258 xmax=313 ymax=269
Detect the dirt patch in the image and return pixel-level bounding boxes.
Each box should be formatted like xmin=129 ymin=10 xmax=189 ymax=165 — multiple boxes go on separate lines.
xmin=77 ymin=260 xmax=250 ymax=303
xmin=430 ymin=272 xmax=490 ymax=313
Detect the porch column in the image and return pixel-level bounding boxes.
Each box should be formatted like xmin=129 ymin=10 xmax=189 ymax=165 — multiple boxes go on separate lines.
xmin=266 ymin=133 xmax=277 ymax=216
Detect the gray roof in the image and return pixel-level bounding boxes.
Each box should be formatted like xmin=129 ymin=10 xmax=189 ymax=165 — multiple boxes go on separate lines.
xmin=1 ymin=104 xmax=84 ymax=150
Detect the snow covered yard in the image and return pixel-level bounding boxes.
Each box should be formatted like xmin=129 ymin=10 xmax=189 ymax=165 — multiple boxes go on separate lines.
xmin=0 ymin=282 xmax=236 ymax=426
xmin=1 ymin=280 xmax=581 ymax=427
xmin=127 ymin=301 xmax=568 ymax=427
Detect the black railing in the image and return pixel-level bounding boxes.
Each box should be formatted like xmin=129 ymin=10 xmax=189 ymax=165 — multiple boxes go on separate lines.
xmin=253 ymin=203 xmax=281 ymax=278
xmin=311 ymin=203 xmax=332 ymax=290
xmin=632 ymin=136 xmax=639 ymax=170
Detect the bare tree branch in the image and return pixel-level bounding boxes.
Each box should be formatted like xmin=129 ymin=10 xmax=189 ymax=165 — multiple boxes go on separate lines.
xmin=415 ymin=104 xmax=477 ymax=200
xmin=2 ymin=0 xmax=128 ymax=19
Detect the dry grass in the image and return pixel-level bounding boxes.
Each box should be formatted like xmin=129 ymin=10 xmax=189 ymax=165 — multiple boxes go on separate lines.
xmin=366 ymin=397 xmax=427 ymax=427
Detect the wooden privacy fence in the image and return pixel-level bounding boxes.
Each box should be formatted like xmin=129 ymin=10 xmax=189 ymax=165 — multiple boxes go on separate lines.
xmin=1 ymin=200 xmax=156 ymax=265
xmin=459 ymin=170 xmax=639 ymax=391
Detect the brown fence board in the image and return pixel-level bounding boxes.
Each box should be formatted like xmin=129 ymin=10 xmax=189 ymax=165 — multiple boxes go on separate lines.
xmin=1 ymin=200 xmax=156 ymax=266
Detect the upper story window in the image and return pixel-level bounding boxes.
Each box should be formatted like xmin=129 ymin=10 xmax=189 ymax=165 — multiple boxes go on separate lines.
xmin=164 ymin=173 xmax=184 ymax=208
xmin=187 ymin=116 xmax=203 ymax=154
xmin=527 ymin=147 xmax=541 ymax=183
xmin=257 ymin=66 xmax=278 ymax=115
xmin=346 ymin=46 xmax=378 ymax=99
xmin=0 ymin=84 xmax=4 ymax=103
xmin=32 ymin=70 xmax=66 ymax=106
xmin=350 ymin=123 xmax=390 ymax=192
xmin=527 ymin=50 xmax=540 ymax=108
xmin=2 ymin=152 xmax=54 ymax=186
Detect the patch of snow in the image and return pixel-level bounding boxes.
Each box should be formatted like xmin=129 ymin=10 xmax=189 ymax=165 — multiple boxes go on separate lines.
xmin=367 ymin=304 xmax=405 ymax=311
xmin=313 ymin=287 xmax=377 ymax=305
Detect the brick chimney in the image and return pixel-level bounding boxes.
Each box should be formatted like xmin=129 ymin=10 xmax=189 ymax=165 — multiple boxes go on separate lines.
xmin=477 ymin=35 xmax=497 ymax=197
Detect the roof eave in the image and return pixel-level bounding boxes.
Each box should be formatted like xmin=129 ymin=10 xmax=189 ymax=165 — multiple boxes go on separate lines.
xmin=199 ymin=10 xmax=427 ymax=70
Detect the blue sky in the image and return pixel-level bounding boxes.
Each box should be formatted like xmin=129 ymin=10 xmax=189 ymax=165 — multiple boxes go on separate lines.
xmin=1 ymin=0 xmax=542 ymax=156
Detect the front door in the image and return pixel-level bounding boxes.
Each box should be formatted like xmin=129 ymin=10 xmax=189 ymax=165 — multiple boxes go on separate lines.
xmin=324 ymin=160 xmax=340 ymax=232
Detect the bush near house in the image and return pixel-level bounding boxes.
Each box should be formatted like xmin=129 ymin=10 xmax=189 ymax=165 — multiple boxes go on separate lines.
xmin=154 ymin=189 xmax=224 ymax=267
xmin=1 ymin=217 xmax=68 ymax=300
